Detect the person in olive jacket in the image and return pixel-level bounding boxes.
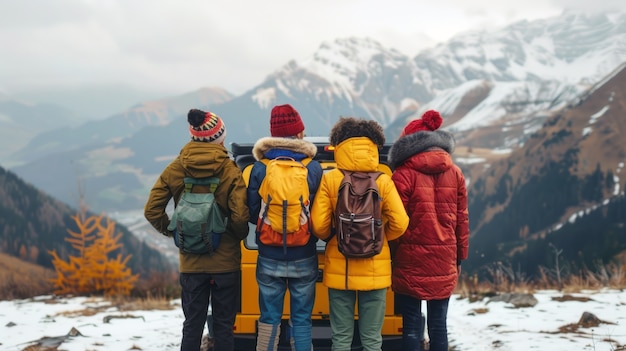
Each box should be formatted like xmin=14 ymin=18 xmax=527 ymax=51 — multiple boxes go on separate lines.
xmin=310 ymin=117 xmax=409 ymax=351
xmin=144 ymin=109 xmax=249 ymax=351
xmin=388 ymin=110 xmax=469 ymax=351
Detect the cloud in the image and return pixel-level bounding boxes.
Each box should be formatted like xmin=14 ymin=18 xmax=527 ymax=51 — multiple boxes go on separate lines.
xmin=548 ymin=0 xmax=624 ymax=12
xmin=0 ymin=0 xmax=622 ymax=98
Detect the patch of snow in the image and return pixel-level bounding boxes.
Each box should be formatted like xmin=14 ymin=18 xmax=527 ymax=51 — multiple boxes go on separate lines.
xmin=492 ymin=149 xmax=512 ymax=155
xmin=2 ymin=290 xmax=624 ymax=350
xmin=589 ymin=105 xmax=610 ymax=125
xmin=275 ymin=79 xmax=293 ymax=99
xmin=569 ymin=213 xmax=577 ymax=223
xmin=252 ymin=87 xmax=276 ymax=110
xmin=456 ymin=157 xmax=487 ymax=165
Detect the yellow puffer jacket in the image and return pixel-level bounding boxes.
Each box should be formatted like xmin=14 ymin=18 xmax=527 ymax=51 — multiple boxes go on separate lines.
xmin=310 ymin=137 xmax=409 ymax=291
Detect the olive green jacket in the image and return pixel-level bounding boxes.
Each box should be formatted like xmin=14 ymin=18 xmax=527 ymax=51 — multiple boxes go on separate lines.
xmin=144 ymin=141 xmax=249 ymax=273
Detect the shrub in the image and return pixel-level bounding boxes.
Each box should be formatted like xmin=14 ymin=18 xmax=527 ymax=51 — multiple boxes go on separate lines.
xmin=49 ymin=208 xmax=138 ymax=296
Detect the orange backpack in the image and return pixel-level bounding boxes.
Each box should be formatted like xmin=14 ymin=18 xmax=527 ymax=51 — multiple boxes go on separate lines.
xmin=256 ymin=157 xmax=312 ymax=253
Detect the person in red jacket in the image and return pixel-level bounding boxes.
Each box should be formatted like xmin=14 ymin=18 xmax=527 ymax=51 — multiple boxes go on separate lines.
xmin=388 ymin=110 xmax=469 ymax=351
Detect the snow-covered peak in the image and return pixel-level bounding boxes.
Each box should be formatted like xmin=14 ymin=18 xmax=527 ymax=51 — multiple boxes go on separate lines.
xmin=251 ymin=36 xmax=421 ymax=129
xmin=248 ymin=9 xmax=626 ymax=151
xmin=418 ymin=10 xmax=626 ymax=87
xmin=310 ymin=37 xmax=392 ymax=67
xmin=291 ymin=37 xmax=410 ymax=94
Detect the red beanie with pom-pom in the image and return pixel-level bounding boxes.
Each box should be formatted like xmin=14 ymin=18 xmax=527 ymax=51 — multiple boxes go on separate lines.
xmin=400 ymin=110 xmax=443 ymax=137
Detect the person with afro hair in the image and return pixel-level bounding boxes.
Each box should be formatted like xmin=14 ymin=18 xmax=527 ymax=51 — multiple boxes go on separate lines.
xmin=310 ymin=117 xmax=409 ymax=351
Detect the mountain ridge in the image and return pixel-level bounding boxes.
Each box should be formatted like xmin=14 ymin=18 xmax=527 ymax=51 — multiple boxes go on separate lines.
xmin=9 ymin=10 xmax=626 ymax=213
xmin=0 ymin=165 xmax=175 ymax=277
xmin=2 ymin=87 xmax=234 ymax=167
xmin=463 ymin=62 xmax=626 ymax=275
xmin=2 ymin=10 xmax=625 ymax=278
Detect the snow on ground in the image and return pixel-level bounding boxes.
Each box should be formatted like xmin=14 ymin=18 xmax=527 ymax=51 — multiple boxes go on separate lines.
xmin=1 ymin=290 xmax=624 ymax=351
xmin=448 ymin=290 xmax=625 ymax=351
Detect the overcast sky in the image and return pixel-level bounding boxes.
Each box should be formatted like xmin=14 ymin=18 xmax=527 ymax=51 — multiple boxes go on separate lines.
xmin=1 ymin=0 xmax=623 ymax=99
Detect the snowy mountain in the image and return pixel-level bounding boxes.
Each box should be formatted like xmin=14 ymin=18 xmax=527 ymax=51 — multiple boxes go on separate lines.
xmin=391 ymin=10 xmax=626 ymax=148
xmin=7 ymin=10 xmax=626 ymax=216
xmin=212 ymin=10 xmax=626 ymax=151
xmin=462 ymin=62 xmax=626 ymax=276
xmin=256 ymin=38 xmax=425 ymax=127
xmin=202 ymin=37 xmax=426 ymax=142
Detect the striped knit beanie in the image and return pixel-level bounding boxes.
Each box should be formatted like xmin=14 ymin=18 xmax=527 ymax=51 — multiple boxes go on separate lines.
xmin=187 ymin=109 xmax=227 ymax=144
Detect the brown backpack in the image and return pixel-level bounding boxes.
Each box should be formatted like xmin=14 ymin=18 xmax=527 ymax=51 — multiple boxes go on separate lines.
xmin=335 ymin=171 xmax=384 ymax=258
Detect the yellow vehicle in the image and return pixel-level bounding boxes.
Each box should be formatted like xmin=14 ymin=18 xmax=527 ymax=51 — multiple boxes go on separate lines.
xmin=230 ymin=138 xmax=404 ymax=351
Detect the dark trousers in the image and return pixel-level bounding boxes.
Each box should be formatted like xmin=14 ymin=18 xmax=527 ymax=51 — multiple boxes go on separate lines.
xmin=397 ymin=293 xmax=450 ymax=351
xmin=180 ymin=271 xmax=240 ymax=351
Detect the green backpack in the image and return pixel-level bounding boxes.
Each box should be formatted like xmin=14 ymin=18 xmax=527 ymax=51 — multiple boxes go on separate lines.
xmin=167 ymin=177 xmax=228 ymax=254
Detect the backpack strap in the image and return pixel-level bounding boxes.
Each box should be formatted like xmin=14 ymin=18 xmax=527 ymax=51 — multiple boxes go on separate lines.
xmin=183 ymin=177 xmax=219 ymax=193
xmin=370 ymin=172 xmax=383 ymax=221
xmin=299 ymin=158 xmax=313 ymax=235
xmin=260 ymin=156 xmax=311 ymax=166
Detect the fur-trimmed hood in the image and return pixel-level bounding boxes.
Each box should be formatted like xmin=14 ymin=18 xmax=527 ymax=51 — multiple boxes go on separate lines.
xmin=388 ymin=130 xmax=455 ymax=170
xmin=252 ymin=137 xmax=318 ymax=161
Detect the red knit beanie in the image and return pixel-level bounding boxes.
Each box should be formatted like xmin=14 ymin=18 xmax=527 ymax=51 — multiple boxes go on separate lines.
xmin=270 ymin=104 xmax=305 ymax=137
xmin=400 ymin=110 xmax=443 ymax=137
xmin=188 ymin=109 xmax=227 ymax=144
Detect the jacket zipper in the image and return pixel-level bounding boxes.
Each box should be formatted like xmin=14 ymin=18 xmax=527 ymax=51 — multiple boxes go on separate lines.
xmin=345 ymin=259 xmax=349 ymax=289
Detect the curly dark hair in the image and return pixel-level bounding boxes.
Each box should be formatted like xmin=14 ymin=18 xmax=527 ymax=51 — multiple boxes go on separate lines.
xmin=329 ymin=117 xmax=385 ymax=147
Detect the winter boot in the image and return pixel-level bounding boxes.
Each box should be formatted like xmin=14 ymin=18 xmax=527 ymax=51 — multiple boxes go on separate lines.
xmin=256 ymin=321 xmax=280 ymax=351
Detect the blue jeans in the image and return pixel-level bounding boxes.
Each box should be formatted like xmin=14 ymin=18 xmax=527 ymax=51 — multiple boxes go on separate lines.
xmin=397 ymin=294 xmax=449 ymax=351
xmin=180 ymin=271 xmax=240 ymax=351
xmin=256 ymin=255 xmax=318 ymax=351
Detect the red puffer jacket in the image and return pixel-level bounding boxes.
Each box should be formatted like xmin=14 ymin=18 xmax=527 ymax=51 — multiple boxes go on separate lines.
xmin=388 ymin=130 xmax=469 ymax=300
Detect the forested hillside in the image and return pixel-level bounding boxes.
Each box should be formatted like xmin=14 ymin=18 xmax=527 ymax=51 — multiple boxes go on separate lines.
xmin=464 ymin=65 xmax=626 ymax=277
xmin=0 ymin=166 xmax=174 ymax=277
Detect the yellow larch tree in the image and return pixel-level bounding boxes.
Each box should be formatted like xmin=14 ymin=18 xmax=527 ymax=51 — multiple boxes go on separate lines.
xmin=49 ymin=208 xmax=138 ymax=296
xmin=86 ymin=215 xmax=138 ymax=296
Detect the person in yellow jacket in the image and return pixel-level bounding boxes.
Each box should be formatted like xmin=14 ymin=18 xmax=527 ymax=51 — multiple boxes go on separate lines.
xmin=310 ymin=117 xmax=409 ymax=351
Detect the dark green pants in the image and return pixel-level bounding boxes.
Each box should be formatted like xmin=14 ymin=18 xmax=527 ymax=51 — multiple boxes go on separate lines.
xmin=328 ymin=287 xmax=387 ymax=351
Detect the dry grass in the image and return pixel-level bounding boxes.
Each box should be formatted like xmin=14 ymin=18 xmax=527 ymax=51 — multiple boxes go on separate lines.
xmin=0 ymin=251 xmax=181 ymax=302
xmin=455 ymin=261 xmax=626 ymax=298
xmin=4 ymin=248 xmax=624 ymax=307
xmin=131 ymin=271 xmax=181 ymax=300
xmin=0 ymin=252 xmax=55 ymax=300
xmin=52 ymin=294 xmax=176 ymax=319
xmin=551 ymin=294 xmax=593 ymax=302
xmin=112 ymin=294 xmax=178 ymax=312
